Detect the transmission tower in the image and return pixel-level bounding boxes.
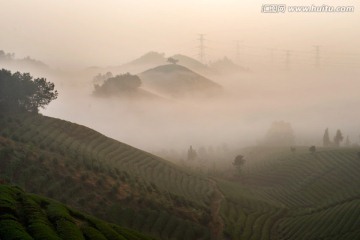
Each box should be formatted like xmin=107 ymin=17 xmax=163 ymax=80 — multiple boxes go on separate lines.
xmin=198 ymin=34 xmax=206 ymax=63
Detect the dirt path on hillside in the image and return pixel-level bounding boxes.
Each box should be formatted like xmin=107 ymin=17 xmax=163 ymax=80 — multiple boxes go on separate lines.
xmin=209 ymin=179 xmax=225 ymax=240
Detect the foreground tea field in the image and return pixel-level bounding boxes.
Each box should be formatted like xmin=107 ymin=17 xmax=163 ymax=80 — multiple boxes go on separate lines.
xmin=1 ymin=112 xmax=360 ymax=240
xmin=0 ymin=113 xmax=213 ymax=240
xmin=0 ymin=184 xmax=155 ymax=240
xmin=218 ymin=147 xmax=360 ymax=240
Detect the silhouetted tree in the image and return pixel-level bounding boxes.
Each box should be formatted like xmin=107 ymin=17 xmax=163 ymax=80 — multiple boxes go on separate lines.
xmin=309 ymin=145 xmax=316 ymax=154
xmin=323 ymin=128 xmax=331 ymax=147
xmin=167 ymin=57 xmax=179 ymax=65
xmin=233 ymin=155 xmax=246 ymax=174
xmin=0 ymin=69 xmax=58 ymax=113
xmin=187 ymin=145 xmax=197 ymax=161
xmin=334 ymin=129 xmax=344 ymax=147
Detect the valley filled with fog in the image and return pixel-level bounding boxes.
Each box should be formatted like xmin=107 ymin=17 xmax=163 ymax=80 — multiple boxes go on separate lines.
xmin=37 ymin=59 xmax=360 ymax=156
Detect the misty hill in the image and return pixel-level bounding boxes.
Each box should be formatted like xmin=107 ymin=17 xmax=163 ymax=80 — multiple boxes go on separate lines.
xmin=99 ymin=52 xmax=168 ymax=75
xmin=0 ymin=50 xmax=49 ymax=73
xmin=0 ymin=113 xmax=213 ymax=239
xmin=209 ymin=57 xmax=248 ymax=75
xmin=140 ymin=64 xmax=222 ymax=98
xmin=130 ymin=51 xmax=166 ymax=66
xmin=0 ymin=184 xmax=155 ymax=240
xmin=89 ymin=52 xmax=213 ymax=78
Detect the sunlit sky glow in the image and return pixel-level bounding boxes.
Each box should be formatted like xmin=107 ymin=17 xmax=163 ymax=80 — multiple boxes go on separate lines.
xmin=0 ymin=0 xmax=359 ymax=68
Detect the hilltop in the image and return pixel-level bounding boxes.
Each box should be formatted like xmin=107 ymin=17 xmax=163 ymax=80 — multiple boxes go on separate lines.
xmin=0 ymin=184 xmax=155 ymax=240
xmin=169 ymin=54 xmax=211 ymax=75
xmin=140 ymin=64 xmax=222 ymax=98
xmin=92 ymin=72 xmax=163 ymax=101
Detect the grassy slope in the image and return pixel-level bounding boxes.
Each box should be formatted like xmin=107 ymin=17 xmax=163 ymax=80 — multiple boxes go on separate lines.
xmin=217 ymin=146 xmax=360 ymax=240
xmin=0 ymin=113 xmax=213 ymax=240
xmin=0 ymin=184 xmax=155 ymax=240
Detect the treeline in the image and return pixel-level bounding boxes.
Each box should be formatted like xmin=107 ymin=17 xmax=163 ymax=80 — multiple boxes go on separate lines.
xmin=0 ymin=69 xmax=57 ymax=113
xmin=323 ymin=128 xmax=354 ymax=147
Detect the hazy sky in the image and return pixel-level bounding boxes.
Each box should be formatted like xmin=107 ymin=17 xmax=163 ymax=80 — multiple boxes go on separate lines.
xmin=1 ymin=0 xmax=359 ymax=68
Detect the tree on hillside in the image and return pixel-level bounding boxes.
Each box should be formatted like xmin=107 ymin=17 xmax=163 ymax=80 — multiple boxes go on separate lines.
xmin=187 ymin=145 xmax=197 ymax=161
xmin=334 ymin=129 xmax=344 ymax=147
xmin=167 ymin=57 xmax=179 ymax=65
xmin=233 ymin=155 xmax=246 ymax=174
xmin=323 ymin=128 xmax=331 ymax=147
xmin=0 ymin=69 xmax=58 ymax=113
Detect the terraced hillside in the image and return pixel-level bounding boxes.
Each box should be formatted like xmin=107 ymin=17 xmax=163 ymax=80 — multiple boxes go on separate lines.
xmin=0 ymin=113 xmax=214 ymax=240
xmin=0 ymin=184 xmax=155 ymax=240
xmin=1 ymin=112 xmax=360 ymax=240
xmin=217 ymin=147 xmax=360 ymax=240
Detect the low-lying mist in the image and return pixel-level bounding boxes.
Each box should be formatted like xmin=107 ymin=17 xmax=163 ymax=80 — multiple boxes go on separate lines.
xmin=39 ymin=66 xmax=360 ymax=158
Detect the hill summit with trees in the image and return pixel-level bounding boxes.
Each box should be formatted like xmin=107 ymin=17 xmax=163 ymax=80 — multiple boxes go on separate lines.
xmin=92 ymin=73 xmax=161 ymax=100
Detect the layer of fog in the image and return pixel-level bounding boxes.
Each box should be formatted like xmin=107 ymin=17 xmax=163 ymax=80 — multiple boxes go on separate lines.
xmin=39 ymin=66 xmax=360 ymax=156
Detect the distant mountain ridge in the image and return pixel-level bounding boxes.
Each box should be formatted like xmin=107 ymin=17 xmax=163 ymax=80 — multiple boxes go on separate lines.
xmin=0 ymin=49 xmax=49 ymax=73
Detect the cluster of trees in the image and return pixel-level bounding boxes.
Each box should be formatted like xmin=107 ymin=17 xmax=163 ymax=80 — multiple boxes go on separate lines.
xmin=263 ymin=121 xmax=295 ymax=146
xmin=0 ymin=50 xmax=48 ymax=69
xmin=323 ymin=128 xmax=350 ymax=147
xmin=0 ymin=69 xmax=58 ymax=113
xmin=92 ymin=71 xmax=113 ymax=84
xmin=186 ymin=145 xmax=247 ymax=175
xmin=93 ymin=73 xmax=142 ymax=97
xmin=0 ymin=50 xmax=15 ymax=61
